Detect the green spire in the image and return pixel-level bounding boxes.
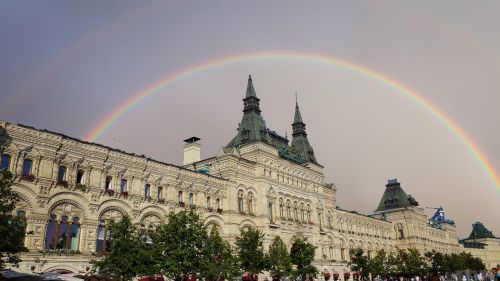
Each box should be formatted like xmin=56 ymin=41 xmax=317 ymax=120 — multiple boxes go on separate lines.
xmin=225 ymin=76 xmax=270 ymax=149
xmin=245 ymin=75 xmax=257 ymax=98
xmin=290 ymin=95 xmax=318 ymax=164
xmin=293 ymin=92 xmax=303 ymax=123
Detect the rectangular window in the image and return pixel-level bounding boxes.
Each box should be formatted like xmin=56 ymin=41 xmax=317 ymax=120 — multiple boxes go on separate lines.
xmin=268 ymin=203 xmax=273 ymax=221
xmin=206 ymin=196 xmax=211 ymax=208
xmin=189 ymin=193 xmax=194 ymax=205
xmin=76 ymin=170 xmax=84 ymax=184
xmin=120 ymin=179 xmax=127 ymax=193
xmin=1 ymin=154 xmax=11 ymax=170
xmin=144 ymin=184 xmax=150 ymax=198
xmin=157 ymin=187 xmax=163 ymax=200
xmin=178 ymin=191 xmax=183 ymax=202
xmin=22 ymin=159 xmax=33 ymax=175
xmin=105 ymin=176 xmax=112 ymax=190
xmin=57 ymin=166 xmax=66 ymax=182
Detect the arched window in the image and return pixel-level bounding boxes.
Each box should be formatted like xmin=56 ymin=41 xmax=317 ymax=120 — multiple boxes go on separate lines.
xmin=158 ymin=187 xmax=163 ymax=200
xmin=306 ymin=206 xmax=311 ymax=222
xmin=140 ymin=214 xmax=161 ymax=248
xmin=279 ymin=199 xmax=284 ymax=219
xmin=216 ymin=198 xmax=221 ymax=209
xmin=22 ymin=159 xmax=33 ymax=175
xmin=189 ymin=192 xmax=194 ymax=205
xmin=300 ymin=204 xmax=305 ymax=222
xmin=247 ymin=192 xmax=253 ymax=214
xmin=286 ymin=201 xmax=291 ymax=219
xmin=293 ymin=203 xmax=298 ymax=220
xmin=96 ymin=219 xmax=111 ymax=253
xmin=44 ymin=214 xmax=80 ymax=251
xmin=144 ymin=184 xmax=150 ymax=198
xmin=1 ymin=154 xmax=11 ymax=170
xmin=238 ymin=190 xmax=244 ymax=213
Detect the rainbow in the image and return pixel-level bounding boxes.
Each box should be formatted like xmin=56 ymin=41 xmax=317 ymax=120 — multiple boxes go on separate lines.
xmin=83 ymin=51 xmax=499 ymax=190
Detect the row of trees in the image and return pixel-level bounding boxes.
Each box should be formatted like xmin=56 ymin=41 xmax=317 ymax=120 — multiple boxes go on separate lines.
xmin=94 ymin=210 xmax=319 ymax=281
xmin=349 ymin=248 xmax=486 ymax=279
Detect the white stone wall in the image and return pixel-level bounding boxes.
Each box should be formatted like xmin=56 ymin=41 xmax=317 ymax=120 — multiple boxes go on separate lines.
xmin=1 ymin=120 xmax=497 ymax=275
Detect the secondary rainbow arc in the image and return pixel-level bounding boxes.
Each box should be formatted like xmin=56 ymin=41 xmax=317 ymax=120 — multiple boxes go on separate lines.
xmin=83 ymin=51 xmax=500 ymax=191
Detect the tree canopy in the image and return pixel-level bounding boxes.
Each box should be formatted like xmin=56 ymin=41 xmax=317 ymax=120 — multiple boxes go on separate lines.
xmin=92 ymin=215 xmax=156 ymax=281
xmin=0 ymin=169 xmax=27 ymax=271
xmin=234 ymin=226 xmax=268 ymax=276
xmin=267 ymin=236 xmax=292 ymax=279
xmin=290 ymin=236 xmax=318 ymax=281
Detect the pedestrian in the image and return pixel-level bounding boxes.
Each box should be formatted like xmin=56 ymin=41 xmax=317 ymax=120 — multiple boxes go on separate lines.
xmin=462 ymin=274 xmax=467 ymax=281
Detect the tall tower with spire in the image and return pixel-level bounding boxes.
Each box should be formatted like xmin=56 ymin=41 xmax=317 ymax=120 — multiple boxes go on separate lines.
xmin=225 ymin=75 xmax=271 ymax=148
xmin=290 ymin=95 xmax=318 ymax=164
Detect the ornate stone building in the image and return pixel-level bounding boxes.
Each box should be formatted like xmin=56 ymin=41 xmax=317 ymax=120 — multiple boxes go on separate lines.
xmin=0 ymin=76 xmax=498 ymax=274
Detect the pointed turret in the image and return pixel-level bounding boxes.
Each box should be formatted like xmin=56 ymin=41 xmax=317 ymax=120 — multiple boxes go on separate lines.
xmin=245 ymin=75 xmax=257 ymax=98
xmin=290 ymin=95 xmax=318 ymax=164
xmin=225 ymin=76 xmax=270 ymax=148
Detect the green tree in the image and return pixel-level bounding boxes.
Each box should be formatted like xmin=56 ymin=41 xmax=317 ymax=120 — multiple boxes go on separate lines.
xmin=202 ymin=226 xmax=240 ymax=281
xmin=93 ymin=214 xmax=157 ymax=281
xmin=349 ymin=248 xmax=371 ymax=279
xmin=235 ymin=226 xmax=268 ymax=276
xmin=290 ymin=236 xmax=318 ymax=281
xmin=368 ymin=249 xmax=387 ymax=278
xmin=268 ymin=236 xmax=292 ymax=279
xmin=394 ymin=248 xmax=426 ymax=276
xmin=154 ymin=210 xmax=208 ymax=281
xmin=425 ymin=250 xmax=447 ymax=273
xmin=0 ymin=169 xmax=27 ymax=271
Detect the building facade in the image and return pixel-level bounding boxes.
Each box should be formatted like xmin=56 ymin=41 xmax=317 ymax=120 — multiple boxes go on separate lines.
xmin=0 ymin=76 xmax=498 ymax=274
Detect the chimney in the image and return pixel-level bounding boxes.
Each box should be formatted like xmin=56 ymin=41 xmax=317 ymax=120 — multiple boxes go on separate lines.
xmin=183 ymin=137 xmax=201 ymax=165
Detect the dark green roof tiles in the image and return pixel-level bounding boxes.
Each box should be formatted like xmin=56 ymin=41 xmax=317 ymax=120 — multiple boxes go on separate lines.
xmin=375 ymin=179 xmax=419 ymax=212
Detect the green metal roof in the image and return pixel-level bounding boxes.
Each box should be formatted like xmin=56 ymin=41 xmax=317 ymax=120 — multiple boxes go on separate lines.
xmin=375 ymin=179 xmax=419 ymax=212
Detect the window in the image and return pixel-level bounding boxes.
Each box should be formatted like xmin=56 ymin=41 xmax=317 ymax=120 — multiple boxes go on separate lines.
xmin=178 ymin=191 xmax=183 ymax=202
xmin=279 ymin=199 xmax=284 ymax=219
xmin=216 ymin=198 xmax=221 ymax=209
xmin=341 ymin=248 xmax=346 ymax=261
xmin=140 ymin=224 xmax=154 ymax=248
xmin=157 ymin=187 xmax=163 ymax=200
xmin=189 ymin=193 xmax=194 ymax=205
xmin=286 ymin=203 xmax=291 ymax=219
xmin=301 ymin=206 xmax=305 ymax=222
xmin=247 ymin=193 xmax=253 ymax=214
xmin=76 ymin=170 xmax=84 ymax=184
xmin=22 ymin=159 xmax=33 ymax=175
xmin=144 ymin=184 xmax=150 ymax=198
xmin=105 ymin=176 xmax=112 ymax=190
xmin=44 ymin=214 xmax=80 ymax=251
xmin=268 ymin=202 xmax=273 ymax=221
xmin=120 ymin=179 xmax=127 ymax=193
xmin=238 ymin=191 xmax=244 ymax=212
xmin=57 ymin=166 xmax=66 ymax=182
xmin=206 ymin=196 xmax=211 ymax=208
xmin=294 ymin=204 xmax=298 ymax=220
xmin=1 ymin=154 xmax=11 ymax=170
xmin=96 ymin=220 xmax=111 ymax=253
xmin=318 ymin=213 xmax=323 ymax=228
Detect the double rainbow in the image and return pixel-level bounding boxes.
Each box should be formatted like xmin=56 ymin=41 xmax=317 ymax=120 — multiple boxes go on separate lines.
xmin=83 ymin=51 xmax=499 ymax=190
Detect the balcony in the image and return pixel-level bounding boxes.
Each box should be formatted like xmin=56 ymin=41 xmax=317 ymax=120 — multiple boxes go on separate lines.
xmin=21 ymin=174 xmax=35 ymax=182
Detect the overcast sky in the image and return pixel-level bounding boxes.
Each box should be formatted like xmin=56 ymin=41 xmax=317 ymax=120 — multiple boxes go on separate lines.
xmin=1 ymin=1 xmax=499 ymax=237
